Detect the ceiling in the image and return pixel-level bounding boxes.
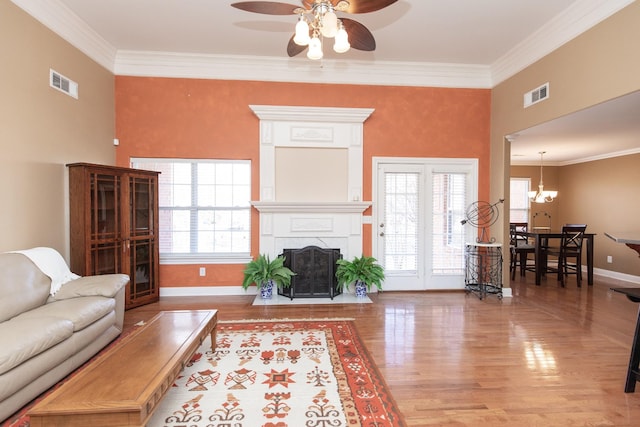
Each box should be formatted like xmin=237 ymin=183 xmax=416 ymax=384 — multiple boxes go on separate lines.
xmin=509 ymin=90 xmax=640 ymax=166
xmin=13 ymin=0 xmax=639 ymax=164
xmin=53 ymin=0 xmax=579 ymax=65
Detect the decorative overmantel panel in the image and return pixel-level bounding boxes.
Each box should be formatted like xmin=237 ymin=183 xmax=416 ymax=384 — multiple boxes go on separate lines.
xmin=249 ymin=105 xmax=374 ymax=260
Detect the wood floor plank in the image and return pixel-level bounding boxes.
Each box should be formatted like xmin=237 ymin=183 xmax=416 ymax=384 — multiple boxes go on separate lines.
xmin=124 ymin=274 xmax=640 ymax=426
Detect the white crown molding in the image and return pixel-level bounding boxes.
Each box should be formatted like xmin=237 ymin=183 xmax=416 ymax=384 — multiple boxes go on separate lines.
xmin=558 ymin=147 xmax=640 ymax=166
xmin=492 ymin=0 xmax=636 ymax=86
xmin=511 ymin=147 xmax=640 ymax=166
xmin=12 ymin=0 xmax=634 ymax=88
xmin=115 ymin=50 xmax=493 ymax=88
xmin=11 ymin=0 xmax=116 ymax=72
xmin=249 ymin=105 xmax=374 ymax=123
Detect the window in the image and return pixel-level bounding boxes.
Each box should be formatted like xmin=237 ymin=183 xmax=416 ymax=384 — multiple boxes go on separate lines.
xmin=510 ymin=178 xmax=530 ymax=222
xmin=131 ymin=158 xmax=251 ymax=264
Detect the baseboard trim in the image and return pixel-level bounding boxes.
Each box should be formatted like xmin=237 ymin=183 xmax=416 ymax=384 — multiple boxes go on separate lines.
xmin=159 ymin=269 xmax=640 ymax=298
xmin=160 ymin=286 xmax=254 ymax=297
xmin=593 ymin=267 xmax=640 ymax=284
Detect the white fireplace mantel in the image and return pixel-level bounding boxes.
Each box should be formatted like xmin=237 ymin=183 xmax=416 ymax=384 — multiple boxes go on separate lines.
xmin=251 ymin=201 xmax=371 ymax=214
xmin=249 ymin=105 xmax=374 ymax=260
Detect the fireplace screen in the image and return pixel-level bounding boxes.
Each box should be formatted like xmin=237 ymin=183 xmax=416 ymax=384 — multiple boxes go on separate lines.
xmin=279 ymin=246 xmax=342 ymax=299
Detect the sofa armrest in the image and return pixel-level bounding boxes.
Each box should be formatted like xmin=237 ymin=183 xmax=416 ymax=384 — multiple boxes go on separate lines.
xmin=48 ymin=274 xmax=129 ymax=301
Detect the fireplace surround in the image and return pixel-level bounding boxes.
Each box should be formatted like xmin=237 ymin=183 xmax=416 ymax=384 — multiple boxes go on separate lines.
xmin=249 ymin=105 xmax=374 ymax=267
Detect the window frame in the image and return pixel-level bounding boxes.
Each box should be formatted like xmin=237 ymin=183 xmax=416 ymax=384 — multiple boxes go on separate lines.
xmin=509 ymin=177 xmax=531 ymax=223
xmin=131 ymin=158 xmax=252 ymax=265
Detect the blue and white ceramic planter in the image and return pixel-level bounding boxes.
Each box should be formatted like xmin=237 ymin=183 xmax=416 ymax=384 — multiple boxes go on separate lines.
xmin=354 ymin=281 xmax=367 ymax=298
xmin=260 ymin=280 xmax=274 ymax=299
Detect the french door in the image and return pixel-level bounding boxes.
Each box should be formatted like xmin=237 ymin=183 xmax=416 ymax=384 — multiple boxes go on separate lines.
xmin=373 ymin=158 xmax=478 ymax=291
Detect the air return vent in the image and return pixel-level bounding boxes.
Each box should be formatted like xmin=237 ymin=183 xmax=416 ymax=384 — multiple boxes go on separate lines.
xmin=523 ymin=82 xmax=549 ymax=108
xmin=50 ymin=69 xmax=78 ymax=99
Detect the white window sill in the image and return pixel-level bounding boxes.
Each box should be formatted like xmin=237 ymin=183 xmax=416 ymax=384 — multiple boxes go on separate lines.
xmin=160 ymin=254 xmax=252 ymax=265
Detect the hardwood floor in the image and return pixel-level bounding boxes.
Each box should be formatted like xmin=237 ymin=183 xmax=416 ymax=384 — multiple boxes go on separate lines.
xmin=125 ymin=273 xmax=640 ymax=426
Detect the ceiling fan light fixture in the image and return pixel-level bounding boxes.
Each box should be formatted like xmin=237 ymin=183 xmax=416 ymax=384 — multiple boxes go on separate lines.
xmin=307 ymin=35 xmax=323 ymax=60
xmin=231 ymin=0 xmax=395 ymax=60
xmin=294 ymin=16 xmax=310 ymax=46
xmin=333 ymin=22 xmax=350 ymax=53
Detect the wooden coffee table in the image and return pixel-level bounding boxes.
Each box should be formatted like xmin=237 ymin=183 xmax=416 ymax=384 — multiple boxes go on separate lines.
xmin=28 ymin=310 xmax=217 ymax=427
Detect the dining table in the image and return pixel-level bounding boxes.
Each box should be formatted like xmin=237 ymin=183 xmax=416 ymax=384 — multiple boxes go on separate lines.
xmin=517 ymin=229 xmax=596 ymax=286
xmin=606 ymin=232 xmax=640 ymax=392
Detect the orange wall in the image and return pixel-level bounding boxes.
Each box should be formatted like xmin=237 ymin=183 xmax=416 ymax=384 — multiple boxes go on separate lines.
xmin=115 ymin=77 xmax=491 ymax=288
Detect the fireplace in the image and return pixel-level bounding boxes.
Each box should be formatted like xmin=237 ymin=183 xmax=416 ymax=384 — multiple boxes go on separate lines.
xmin=278 ymin=246 xmax=342 ymax=299
xmin=249 ymin=105 xmax=374 ymax=289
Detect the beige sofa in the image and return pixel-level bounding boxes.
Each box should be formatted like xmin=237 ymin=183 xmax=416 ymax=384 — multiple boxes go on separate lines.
xmin=0 ymin=248 xmax=128 ymax=422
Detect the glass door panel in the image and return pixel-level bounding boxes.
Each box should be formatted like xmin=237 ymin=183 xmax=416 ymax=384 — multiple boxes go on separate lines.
xmin=90 ymin=173 xmax=120 ymax=241
xmin=90 ymin=241 xmax=122 ymax=276
xmin=129 ymin=239 xmax=155 ymax=300
xmin=130 ymin=176 xmax=155 ymax=237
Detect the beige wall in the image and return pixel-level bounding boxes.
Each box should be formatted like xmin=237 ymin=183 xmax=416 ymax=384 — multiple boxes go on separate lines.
xmin=511 ymin=156 xmax=640 ymax=276
xmin=494 ymin=2 xmax=640 ymax=284
xmin=0 ymin=2 xmax=116 ymax=257
xmin=559 ymin=155 xmax=640 ymax=276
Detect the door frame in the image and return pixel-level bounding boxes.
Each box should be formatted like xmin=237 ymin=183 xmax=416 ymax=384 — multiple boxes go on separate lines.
xmin=372 ymin=157 xmax=479 ymax=290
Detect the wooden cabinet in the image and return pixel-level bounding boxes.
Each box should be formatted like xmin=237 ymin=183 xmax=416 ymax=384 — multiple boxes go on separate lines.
xmin=68 ymin=163 xmax=160 ymax=309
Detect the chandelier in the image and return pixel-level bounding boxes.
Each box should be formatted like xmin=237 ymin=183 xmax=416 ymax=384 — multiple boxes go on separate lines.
xmin=293 ymin=1 xmax=351 ymax=60
xmin=528 ymin=151 xmax=558 ymax=203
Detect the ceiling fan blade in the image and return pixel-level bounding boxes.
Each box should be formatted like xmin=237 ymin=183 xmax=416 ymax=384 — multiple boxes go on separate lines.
xmin=231 ymin=1 xmax=301 ymax=15
xmin=341 ymin=18 xmax=375 ymax=51
xmin=336 ymin=0 xmax=398 ymax=14
xmin=287 ymin=35 xmax=307 ymax=57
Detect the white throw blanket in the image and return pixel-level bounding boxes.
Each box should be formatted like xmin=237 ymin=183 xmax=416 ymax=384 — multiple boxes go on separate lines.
xmin=10 ymin=247 xmax=80 ymax=295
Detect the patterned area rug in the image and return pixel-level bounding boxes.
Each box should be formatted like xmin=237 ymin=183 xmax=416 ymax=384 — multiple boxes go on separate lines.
xmin=148 ymin=318 xmax=406 ymax=427
xmin=2 ymin=319 xmax=405 ymax=427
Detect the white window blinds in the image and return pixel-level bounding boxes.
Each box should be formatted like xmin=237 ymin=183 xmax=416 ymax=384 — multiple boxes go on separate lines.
xmin=432 ymin=172 xmax=467 ymax=274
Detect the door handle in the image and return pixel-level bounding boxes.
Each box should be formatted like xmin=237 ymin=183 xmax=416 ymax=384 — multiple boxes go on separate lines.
xmin=380 ymin=231 xmax=385 ymax=237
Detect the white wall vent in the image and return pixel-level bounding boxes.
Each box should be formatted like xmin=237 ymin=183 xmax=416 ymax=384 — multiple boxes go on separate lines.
xmin=50 ymin=69 xmax=78 ymax=99
xmin=523 ymin=82 xmax=549 ymax=108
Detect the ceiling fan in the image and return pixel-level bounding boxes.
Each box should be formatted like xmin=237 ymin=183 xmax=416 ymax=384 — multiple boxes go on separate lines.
xmin=231 ymin=0 xmax=398 ymax=60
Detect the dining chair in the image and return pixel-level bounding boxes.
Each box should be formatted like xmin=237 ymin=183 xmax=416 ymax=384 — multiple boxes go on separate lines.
xmin=532 ymin=211 xmax=551 ymax=230
xmin=509 ymin=222 xmax=535 ymax=280
xmin=545 ymin=224 xmax=587 ymax=287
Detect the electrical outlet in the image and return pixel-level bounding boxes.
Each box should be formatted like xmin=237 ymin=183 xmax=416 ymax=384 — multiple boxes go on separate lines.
xmin=199 ymin=267 xmax=206 ymax=276
xmin=607 ymin=256 xmax=613 ymax=264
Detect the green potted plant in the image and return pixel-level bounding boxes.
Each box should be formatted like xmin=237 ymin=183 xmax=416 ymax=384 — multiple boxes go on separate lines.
xmin=335 ymin=255 xmax=385 ymax=297
xmin=242 ymin=254 xmax=295 ymax=299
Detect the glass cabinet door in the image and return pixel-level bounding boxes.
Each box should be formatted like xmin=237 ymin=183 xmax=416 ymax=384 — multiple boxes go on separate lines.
xmin=127 ymin=174 xmax=158 ymax=305
xmin=89 ymin=173 xmax=122 ymax=275
xmin=130 ymin=175 xmax=154 ymax=236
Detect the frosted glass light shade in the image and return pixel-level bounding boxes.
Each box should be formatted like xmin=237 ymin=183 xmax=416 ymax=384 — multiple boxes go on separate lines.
xmin=320 ymin=11 xmax=338 ymax=38
xmin=294 ymin=18 xmax=310 ymax=46
xmin=333 ymin=26 xmax=350 ymax=53
xmin=528 ymin=187 xmax=558 ymax=203
xmin=307 ymin=36 xmax=323 ymax=60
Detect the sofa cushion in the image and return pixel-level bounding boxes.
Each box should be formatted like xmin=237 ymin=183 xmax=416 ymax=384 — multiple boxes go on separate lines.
xmin=49 ymin=274 xmax=129 ymax=301
xmin=16 ymin=296 xmax=116 ymax=332
xmin=0 ymin=253 xmax=50 ymax=323
xmin=0 ymin=317 xmax=74 ymax=375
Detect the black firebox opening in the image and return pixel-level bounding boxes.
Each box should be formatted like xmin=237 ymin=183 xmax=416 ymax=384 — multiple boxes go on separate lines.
xmin=279 ymin=246 xmax=342 ymax=300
